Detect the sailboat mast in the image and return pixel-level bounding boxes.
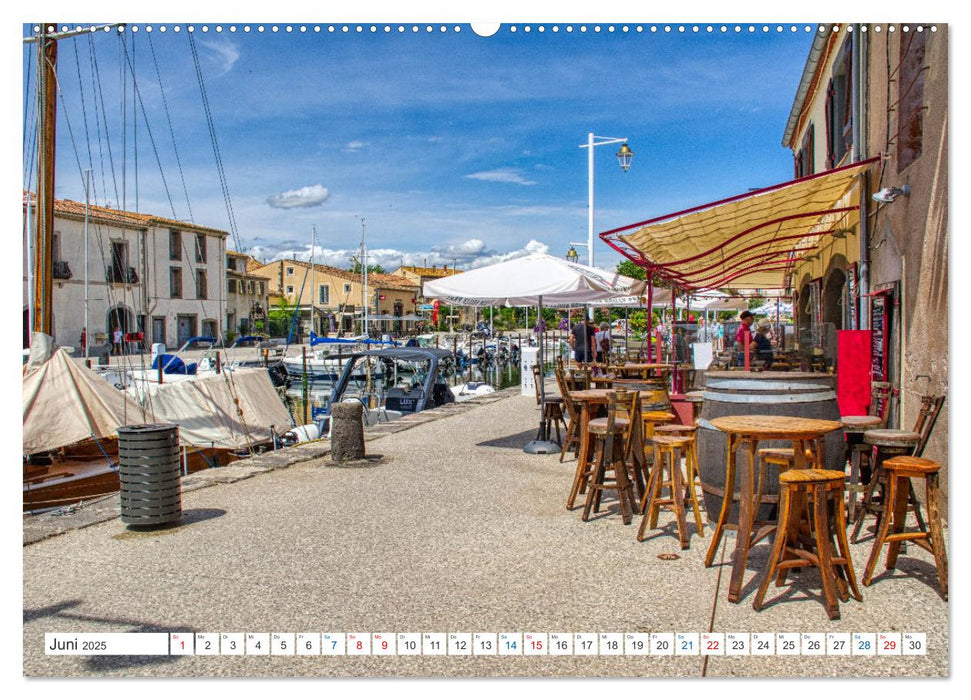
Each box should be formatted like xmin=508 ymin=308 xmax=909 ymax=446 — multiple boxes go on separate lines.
xmin=310 ymin=224 xmax=316 ymax=340
xmin=361 ymin=218 xmax=368 ymax=339
xmin=33 ymin=23 xmax=57 ymax=336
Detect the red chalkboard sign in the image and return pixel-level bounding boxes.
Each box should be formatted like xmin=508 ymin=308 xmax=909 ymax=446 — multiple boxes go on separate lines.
xmin=869 ymin=290 xmax=891 ymax=381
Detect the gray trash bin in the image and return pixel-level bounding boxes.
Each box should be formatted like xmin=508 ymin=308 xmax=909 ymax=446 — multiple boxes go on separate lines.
xmin=117 ymin=423 xmax=182 ymax=526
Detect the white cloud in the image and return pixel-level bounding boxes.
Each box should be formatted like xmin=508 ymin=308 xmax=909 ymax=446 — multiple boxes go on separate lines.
xmin=265 ymin=184 xmax=331 ymax=209
xmin=463 ymin=168 xmax=537 ymax=186
xmin=199 ymin=40 xmax=240 ymax=77
xmin=244 ymin=238 xmax=549 ymax=272
xmin=343 ymin=140 xmax=367 ymax=152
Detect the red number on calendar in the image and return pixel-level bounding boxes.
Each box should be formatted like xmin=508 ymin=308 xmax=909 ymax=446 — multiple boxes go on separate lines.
xmin=356 ymin=641 xmax=363 ymax=650
xmin=884 ymin=640 xmax=896 ymax=650
xmin=382 ymin=641 xmax=388 ymax=650
xmin=707 ymin=640 xmax=719 ymax=650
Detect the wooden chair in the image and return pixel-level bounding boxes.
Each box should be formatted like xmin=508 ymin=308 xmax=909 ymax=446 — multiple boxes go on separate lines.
xmin=554 ymin=366 xmax=581 ymax=463
xmin=851 ymin=395 xmax=945 ymax=543
xmin=753 ymin=469 xmax=862 ymax=620
xmin=532 ymin=364 xmax=566 ymax=443
xmin=582 ymin=389 xmax=640 ymax=525
xmin=862 ymin=456 xmax=948 ymax=600
xmin=841 ymin=382 xmax=894 ymax=511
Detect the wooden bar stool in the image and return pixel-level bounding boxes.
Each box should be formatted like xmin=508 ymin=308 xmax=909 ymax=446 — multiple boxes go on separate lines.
xmin=753 ymin=469 xmax=862 ymax=620
xmin=851 ymin=395 xmax=944 ymax=541
xmin=554 ymin=367 xmax=581 ymax=463
xmin=582 ymin=390 xmax=639 ymax=525
xmin=752 ymin=444 xmax=820 ymax=518
xmin=533 ymin=364 xmax=566 ymax=444
xmin=653 ymin=424 xmax=704 ymax=536
xmin=637 ymin=434 xmax=701 ymax=549
xmin=851 ymin=429 xmax=922 ymax=542
xmin=862 ymin=456 xmax=948 ymax=599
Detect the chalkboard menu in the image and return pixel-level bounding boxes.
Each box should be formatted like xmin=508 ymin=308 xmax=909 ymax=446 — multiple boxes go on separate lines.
xmin=870 ymin=291 xmax=890 ymax=381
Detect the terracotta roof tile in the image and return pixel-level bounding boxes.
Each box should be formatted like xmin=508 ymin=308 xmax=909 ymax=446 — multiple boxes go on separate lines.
xmin=32 ymin=194 xmax=230 ymax=236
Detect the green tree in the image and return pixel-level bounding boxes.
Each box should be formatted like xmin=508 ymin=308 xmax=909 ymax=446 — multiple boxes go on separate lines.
xmin=616 ymin=259 xmax=646 ymax=280
xmin=349 ymin=261 xmax=387 ymax=275
xmin=267 ymin=297 xmax=295 ymax=337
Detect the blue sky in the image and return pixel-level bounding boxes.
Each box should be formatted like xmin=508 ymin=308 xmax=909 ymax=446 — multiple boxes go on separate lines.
xmin=23 ymin=21 xmax=816 ymax=272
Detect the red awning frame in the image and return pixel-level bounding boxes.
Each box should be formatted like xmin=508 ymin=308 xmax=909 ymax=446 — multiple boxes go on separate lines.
xmin=600 ymin=156 xmax=881 ymax=294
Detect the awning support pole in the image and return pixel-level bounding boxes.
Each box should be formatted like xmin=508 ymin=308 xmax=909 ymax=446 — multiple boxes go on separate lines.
xmin=645 ymin=269 xmax=654 ymax=363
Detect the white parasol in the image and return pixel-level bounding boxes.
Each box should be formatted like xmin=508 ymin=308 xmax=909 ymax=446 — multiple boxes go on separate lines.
xmin=424 ymin=253 xmax=645 ymax=453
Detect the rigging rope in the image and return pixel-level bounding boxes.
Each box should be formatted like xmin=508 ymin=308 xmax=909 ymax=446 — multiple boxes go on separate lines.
xmin=88 ymin=35 xmax=120 ymax=207
xmin=147 ymin=32 xmax=194 ymax=223
xmin=187 ymin=32 xmax=243 ymax=252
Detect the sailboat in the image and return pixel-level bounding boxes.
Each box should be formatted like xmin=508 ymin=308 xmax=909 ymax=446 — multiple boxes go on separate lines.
xmin=22 ymin=23 xmax=293 ymax=511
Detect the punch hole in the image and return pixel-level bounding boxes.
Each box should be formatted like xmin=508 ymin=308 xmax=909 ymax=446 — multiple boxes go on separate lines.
xmin=471 ymin=23 xmax=500 ymax=37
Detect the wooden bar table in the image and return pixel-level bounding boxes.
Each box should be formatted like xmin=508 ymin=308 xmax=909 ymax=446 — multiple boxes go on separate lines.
xmin=612 ymin=363 xmax=673 ymax=380
xmin=704 ymin=414 xmax=843 ymax=604
xmin=566 ymin=388 xmax=647 ymax=509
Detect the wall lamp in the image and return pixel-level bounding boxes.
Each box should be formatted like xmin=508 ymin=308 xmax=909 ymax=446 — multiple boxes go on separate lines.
xmin=872 ymin=185 xmax=911 ymax=203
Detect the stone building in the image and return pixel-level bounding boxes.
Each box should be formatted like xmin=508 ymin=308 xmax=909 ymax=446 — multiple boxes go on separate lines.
xmin=782 ymin=24 xmax=947 ymax=502
xmin=23 ymin=195 xmax=228 ymax=351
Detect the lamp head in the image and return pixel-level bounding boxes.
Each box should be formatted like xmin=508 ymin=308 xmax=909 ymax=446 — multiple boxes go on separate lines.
xmin=616 ymin=143 xmax=634 ymax=172
xmin=872 ymin=185 xmax=911 ymax=203
xmin=565 ymin=246 xmax=579 ymax=263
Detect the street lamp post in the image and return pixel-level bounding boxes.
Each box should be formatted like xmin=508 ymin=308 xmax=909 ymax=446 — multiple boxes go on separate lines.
xmin=579 ymin=132 xmax=633 ymax=318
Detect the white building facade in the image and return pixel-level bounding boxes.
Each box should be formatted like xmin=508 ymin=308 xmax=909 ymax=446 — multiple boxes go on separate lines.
xmin=23 ymin=197 xmax=228 ymax=352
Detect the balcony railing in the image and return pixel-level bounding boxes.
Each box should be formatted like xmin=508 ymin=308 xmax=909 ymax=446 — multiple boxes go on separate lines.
xmin=106 ymin=266 xmax=139 ymax=284
xmin=52 ymin=260 xmax=72 ymax=280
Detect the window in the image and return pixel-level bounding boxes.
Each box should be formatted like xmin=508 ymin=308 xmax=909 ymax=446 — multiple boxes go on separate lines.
xmin=286 ymin=266 xmax=295 ymax=275
xmin=256 ymin=282 xmax=263 ymax=295
xmin=169 ymin=230 xmax=181 ymax=260
xmin=897 ymin=30 xmax=926 ymax=172
xmin=247 ymin=280 xmax=255 ymax=294
xmin=343 ymin=283 xmax=352 ymax=293
xmin=228 ymin=278 xmax=237 ymax=294
xmin=195 ymin=233 xmax=207 ymax=263
xmin=196 ymin=269 xmax=208 ymax=299
xmin=319 ymin=284 xmax=330 ymax=305
xmin=825 ymin=38 xmax=853 ymax=168
xmin=795 ymin=125 xmax=815 ymax=178
xmin=110 ymin=241 xmax=129 ymax=283
xmin=170 ymin=267 xmax=183 ymax=298
xmin=286 ymin=285 xmax=294 ymax=295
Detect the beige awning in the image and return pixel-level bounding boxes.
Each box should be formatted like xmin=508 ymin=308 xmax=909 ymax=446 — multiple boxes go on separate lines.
xmin=602 ymin=157 xmax=879 ymax=292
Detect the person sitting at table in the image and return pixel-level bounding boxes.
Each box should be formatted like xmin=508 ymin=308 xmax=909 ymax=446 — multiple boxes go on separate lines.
xmin=754 ymin=322 xmax=773 ymax=368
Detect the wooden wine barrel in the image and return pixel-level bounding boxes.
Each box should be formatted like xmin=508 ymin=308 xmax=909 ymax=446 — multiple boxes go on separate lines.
xmin=697 ymin=372 xmax=843 ymax=523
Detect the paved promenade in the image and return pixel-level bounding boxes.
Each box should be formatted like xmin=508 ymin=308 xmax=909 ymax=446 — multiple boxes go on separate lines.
xmin=23 ymin=388 xmax=948 ymax=678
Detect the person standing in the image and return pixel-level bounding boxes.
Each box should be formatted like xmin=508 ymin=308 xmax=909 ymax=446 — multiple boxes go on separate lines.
xmin=112 ymin=326 xmax=123 ymax=356
xmin=570 ymin=316 xmax=596 ymax=366
xmin=595 ymin=321 xmax=611 ymax=364
xmin=735 ymin=310 xmax=755 ymax=366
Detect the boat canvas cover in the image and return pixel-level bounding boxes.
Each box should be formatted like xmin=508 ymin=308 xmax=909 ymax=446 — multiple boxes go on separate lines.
xmin=23 ymin=347 xmax=147 ymax=454
xmin=135 ymin=369 xmax=292 ymax=450
xmin=23 ymin=350 xmax=291 ymax=453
